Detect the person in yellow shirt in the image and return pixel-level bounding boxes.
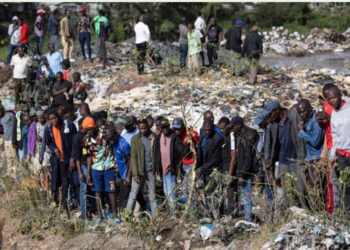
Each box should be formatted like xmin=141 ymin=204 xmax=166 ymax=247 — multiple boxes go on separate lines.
xmin=60 ymin=10 xmax=74 ymax=60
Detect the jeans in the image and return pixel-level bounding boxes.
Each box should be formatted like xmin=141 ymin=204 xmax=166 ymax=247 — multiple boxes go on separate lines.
xmin=240 ymin=177 xmax=253 ymax=222
xmin=182 ymin=164 xmax=192 ymax=198
xmin=79 ymin=165 xmax=88 ymax=217
xmin=35 ymin=36 xmax=44 ymax=56
xmin=207 ymin=43 xmax=218 ymax=66
xmin=126 ymin=171 xmax=157 ymax=214
xmin=50 ymin=35 xmax=59 ymax=51
xmin=7 ymin=44 xmax=17 ymax=64
xmin=136 ymin=42 xmax=147 ymax=74
xmin=179 ymin=44 xmax=188 ymax=68
xmin=79 ymin=32 xmax=91 ymax=59
xmin=163 ymin=172 xmax=176 ymax=217
xmin=59 ymin=161 xmax=70 ymax=208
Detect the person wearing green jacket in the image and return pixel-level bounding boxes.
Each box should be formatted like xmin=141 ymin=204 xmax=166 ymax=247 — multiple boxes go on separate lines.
xmin=187 ymin=22 xmax=202 ymax=72
xmin=92 ymin=10 xmax=110 ymax=68
xmin=126 ymin=119 xmax=158 ymax=215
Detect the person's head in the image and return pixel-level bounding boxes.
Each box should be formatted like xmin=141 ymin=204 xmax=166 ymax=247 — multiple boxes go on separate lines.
xmin=48 ymin=43 xmax=56 ymax=53
xmin=48 ymin=109 xmax=60 ymax=127
xmin=297 ymin=99 xmax=313 ymax=122
xmin=264 ymin=100 xmax=281 ymax=123
xmin=22 ymin=114 xmax=30 ymax=126
xmin=203 ymin=110 xmax=214 ymax=123
xmin=198 ymin=12 xmax=202 ymax=17
xmin=160 ymin=118 xmax=171 ymax=136
xmin=246 ymin=129 xmax=258 ymax=145
xmin=79 ymin=103 xmax=91 ymax=117
xmin=218 ymin=117 xmax=230 ymax=135
xmin=0 ymin=104 xmax=4 ymax=117
xmin=146 ymin=115 xmax=154 ymax=129
xmin=106 ymin=127 xmax=119 ymax=143
xmin=209 ymin=17 xmax=216 ymax=26
xmin=56 ymin=72 xmax=63 ymax=83
xmin=203 ymin=119 xmax=215 ymax=138
xmin=139 ymin=14 xmax=144 ymax=22
xmin=250 ymin=25 xmax=259 ymax=32
xmin=50 ymin=5 xmax=57 ymax=14
xmin=230 ymin=116 xmax=244 ymax=136
xmin=138 ymin=119 xmax=150 ymax=136
xmin=253 ymin=110 xmax=269 ymax=129
xmin=73 ymin=72 xmax=81 ymax=83
xmin=155 ymin=115 xmax=165 ymax=134
xmin=322 ymin=83 xmax=337 ymax=99
xmin=98 ymin=9 xmax=106 ymax=16
xmin=18 ymin=17 xmax=23 ymax=26
xmin=61 ymin=59 xmax=70 ymax=70
xmin=79 ymin=7 xmax=87 ymax=16
xmin=181 ymin=17 xmax=187 ymax=25
xmin=172 ymin=117 xmax=185 ymax=136
xmin=65 ymin=9 xmax=71 ymax=18
xmin=81 ymin=116 xmax=96 ymax=135
xmin=234 ymin=19 xmax=244 ymax=28
xmin=12 ymin=16 xmax=18 ymax=25
xmin=37 ymin=9 xmax=46 ymax=16
xmin=187 ymin=22 xmax=193 ymax=31
xmin=324 ymin=86 xmax=342 ymax=110
xmin=62 ymin=105 xmax=76 ymax=121
xmin=18 ymin=45 xmax=25 ymax=57
xmin=124 ymin=116 xmax=137 ymax=133
xmin=36 ymin=110 xmax=45 ymax=124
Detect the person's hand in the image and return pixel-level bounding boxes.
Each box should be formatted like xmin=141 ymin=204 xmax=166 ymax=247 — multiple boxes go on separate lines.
xmin=69 ymin=159 xmax=76 ymax=170
xmin=39 ymin=156 xmax=43 ymax=165
xmin=298 ymin=121 xmax=305 ymax=131
xmin=55 ymin=149 xmax=62 ymax=159
xmin=237 ymin=177 xmax=244 ymax=186
xmin=79 ymin=171 xmax=84 ymax=182
xmin=86 ymin=174 xmax=93 ymax=186
xmin=316 ymin=111 xmax=328 ymax=124
xmin=135 ymin=175 xmax=141 ymax=184
xmin=124 ymin=176 xmax=131 ymax=185
xmin=195 ymin=167 xmax=203 ymax=177
xmin=65 ymin=36 xmax=69 ymax=43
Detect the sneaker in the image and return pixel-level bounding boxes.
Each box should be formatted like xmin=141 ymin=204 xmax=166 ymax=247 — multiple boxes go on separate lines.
xmin=74 ymin=211 xmax=82 ymax=218
xmin=108 ymin=217 xmax=122 ymax=225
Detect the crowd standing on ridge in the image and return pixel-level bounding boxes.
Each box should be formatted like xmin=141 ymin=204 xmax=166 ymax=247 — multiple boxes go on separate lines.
xmin=1 ymin=6 xmax=350 ymax=225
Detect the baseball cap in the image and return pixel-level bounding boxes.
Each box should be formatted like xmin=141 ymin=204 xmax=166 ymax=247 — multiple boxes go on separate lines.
xmin=12 ymin=16 xmax=18 ymax=21
xmin=253 ymin=109 xmax=269 ymax=126
xmin=234 ymin=19 xmax=245 ymax=26
xmin=263 ymin=100 xmax=281 ymax=115
xmin=172 ymin=117 xmax=184 ymax=129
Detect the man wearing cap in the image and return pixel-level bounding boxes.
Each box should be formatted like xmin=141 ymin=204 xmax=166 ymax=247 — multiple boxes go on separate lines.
xmin=121 ymin=116 xmax=139 ymax=145
xmin=232 ymin=116 xmax=259 ymax=222
xmin=0 ymin=104 xmax=17 ymax=178
xmin=172 ymin=117 xmax=199 ymax=203
xmin=196 ymin=119 xmax=224 ymax=185
xmin=7 ymin=16 xmax=20 ymax=65
xmin=155 ymin=118 xmax=187 ymax=218
xmin=242 ymin=25 xmax=263 ymax=85
xmin=78 ymin=7 xmax=92 ymax=62
xmin=35 ymin=9 xmax=46 ymax=56
xmin=224 ymin=19 xmax=244 ymax=77
xmin=10 ymin=45 xmax=30 ymax=104
xmin=60 ymin=9 xmax=74 ymax=60
xmin=71 ymin=116 xmax=95 ymax=219
xmin=48 ymin=6 xmax=59 ymax=51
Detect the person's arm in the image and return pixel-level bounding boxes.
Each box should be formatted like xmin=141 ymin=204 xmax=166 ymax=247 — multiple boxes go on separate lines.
xmin=298 ymin=120 xmax=324 ymax=147
xmin=129 ymin=137 xmax=138 ymax=177
xmin=228 ymin=149 xmax=237 ymax=176
xmin=8 ymin=24 xmax=13 ymax=36
xmin=242 ymin=36 xmax=247 ymax=57
xmin=145 ymin=25 xmax=151 ymax=42
xmin=52 ymin=85 xmax=67 ymax=96
xmin=86 ymin=156 xmax=92 ymax=185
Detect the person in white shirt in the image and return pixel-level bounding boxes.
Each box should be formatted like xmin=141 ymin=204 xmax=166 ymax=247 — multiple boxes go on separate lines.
xmin=134 ymin=15 xmax=150 ymax=75
xmin=194 ymin=12 xmax=206 ymax=66
xmin=7 ymin=16 xmax=20 ymax=65
xmin=10 ymin=45 xmax=30 ymax=104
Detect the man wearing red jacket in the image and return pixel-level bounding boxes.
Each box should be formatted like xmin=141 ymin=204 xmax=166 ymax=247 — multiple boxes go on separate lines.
xmin=172 ymin=117 xmax=199 ymax=203
xmin=18 ymin=17 xmax=29 ymax=53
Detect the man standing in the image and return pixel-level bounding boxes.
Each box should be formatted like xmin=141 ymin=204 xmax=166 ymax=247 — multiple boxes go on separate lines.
xmin=179 ymin=18 xmax=188 ymax=69
xmin=194 ymin=12 xmax=206 ymax=65
xmin=121 ymin=116 xmax=139 ymax=145
xmin=325 ymin=86 xmax=350 ymax=214
xmin=93 ymin=10 xmax=110 ymax=69
xmin=297 ymin=99 xmax=324 ymax=162
xmin=35 ymin=9 xmax=46 ymax=56
xmin=60 ymin=10 xmax=74 ymax=60
xmin=52 ymin=72 xmax=73 ymax=107
xmin=18 ymin=18 xmax=29 ymax=53
xmin=134 ymin=14 xmax=150 ymax=75
xmin=78 ymin=7 xmax=92 ymax=62
xmin=7 ymin=16 xmax=20 ymax=65
xmin=126 ymin=119 xmax=157 ymax=216
xmin=46 ymin=43 xmax=63 ymax=80
xmin=48 ymin=6 xmax=59 ymax=51
xmin=155 ymin=118 xmax=186 ymax=218
xmin=225 ymin=19 xmax=244 ymax=77
xmin=10 ymin=45 xmax=29 ymax=104
xmin=196 ymin=119 xmax=224 ymax=185
xmin=187 ymin=23 xmax=202 ymax=73
xmin=0 ymin=104 xmax=17 ymax=178
xmin=205 ymin=18 xmax=223 ymax=66
xmin=242 ymin=25 xmax=263 ymax=85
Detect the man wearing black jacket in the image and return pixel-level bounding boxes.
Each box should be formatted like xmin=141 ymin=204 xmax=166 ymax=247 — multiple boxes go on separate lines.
xmin=242 ymin=25 xmax=263 ymax=85
xmin=233 ymin=116 xmax=259 ymax=222
xmin=196 ymin=119 xmax=224 ymax=184
xmin=224 ymin=19 xmax=244 ymax=76
xmin=155 ymin=118 xmax=188 ymax=218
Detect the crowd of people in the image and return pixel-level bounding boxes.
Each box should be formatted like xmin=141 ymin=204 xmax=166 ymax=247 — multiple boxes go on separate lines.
xmin=2 ymin=6 xmax=350 ymax=226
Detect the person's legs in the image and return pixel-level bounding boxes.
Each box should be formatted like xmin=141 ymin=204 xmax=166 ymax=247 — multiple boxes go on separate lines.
xmin=289 ymin=162 xmax=309 ymax=209
xmin=100 ymin=36 xmax=107 ymax=66
xmin=126 ymin=176 xmax=142 ymax=212
xmin=227 ymin=178 xmax=238 ymax=216
xmin=249 ymin=58 xmax=259 ymax=84
xmin=4 ymin=140 xmax=18 ymax=177
xmin=104 ymin=168 xmax=117 ymax=218
xmin=337 ymin=155 xmax=350 ymax=213
xmin=91 ymin=169 xmax=104 ymax=219
xmin=212 ymin=44 xmax=218 ymax=62
xmin=68 ymin=38 xmax=74 ymax=60
xmin=59 ymin=162 xmax=69 ymax=210
xmin=207 ymin=43 xmax=213 ymax=66
xmin=79 ymin=165 xmax=88 ymax=219
xmin=163 ymin=172 xmax=176 ymax=217
xmin=182 ymin=164 xmax=192 ymax=199
xmin=179 ymin=44 xmax=188 ymax=68
xmin=145 ymin=171 xmax=157 ymax=215
xmin=240 ymin=177 xmax=253 ymax=222
xmin=119 ymin=181 xmax=131 ymax=209
xmin=86 ymin=32 xmax=92 ymax=60
xmin=51 ymin=35 xmax=59 ymax=52
xmin=232 ymin=51 xmax=242 ymax=77
xmin=79 ymin=32 xmax=86 ymax=59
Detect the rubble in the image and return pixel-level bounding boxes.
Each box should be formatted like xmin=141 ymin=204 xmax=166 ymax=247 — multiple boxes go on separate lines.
xmin=263 ymin=26 xmax=350 ymax=56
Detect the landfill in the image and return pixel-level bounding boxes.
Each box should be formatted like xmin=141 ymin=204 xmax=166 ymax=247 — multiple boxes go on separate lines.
xmin=263 ymin=26 xmax=350 ymax=56
xmin=261 ymin=207 xmax=350 ymax=250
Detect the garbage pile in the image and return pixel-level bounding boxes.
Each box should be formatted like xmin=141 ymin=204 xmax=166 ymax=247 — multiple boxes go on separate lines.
xmin=261 ymin=207 xmax=350 ymax=250
xmin=263 ymin=26 xmax=350 ymax=56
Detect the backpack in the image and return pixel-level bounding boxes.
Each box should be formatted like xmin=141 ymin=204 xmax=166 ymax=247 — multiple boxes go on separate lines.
xmin=99 ymin=21 xmax=109 ymax=39
xmin=208 ymin=26 xmax=219 ymax=42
